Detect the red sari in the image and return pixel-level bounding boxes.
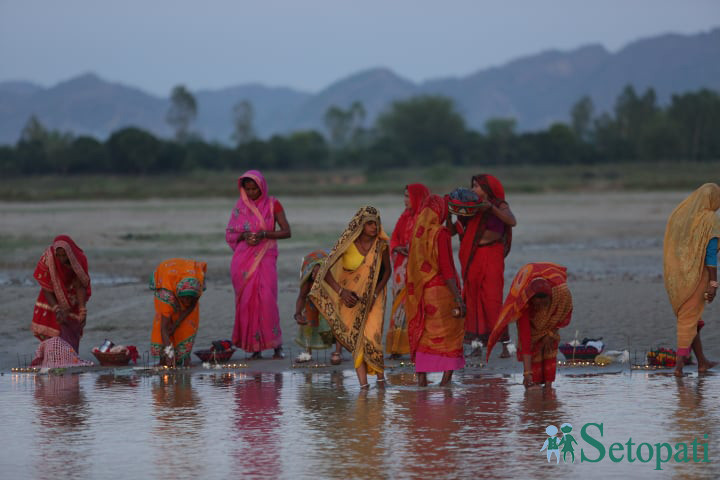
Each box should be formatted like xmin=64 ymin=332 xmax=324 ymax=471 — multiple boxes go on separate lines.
xmin=31 ymin=235 xmax=91 ymax=352
xmin=457 ymin=174 xmax=512 ymax=343
xmin=486 ymin=263 xmax=573 ymax=384
xmin=386 ymin=183 xmax=430 ymax=354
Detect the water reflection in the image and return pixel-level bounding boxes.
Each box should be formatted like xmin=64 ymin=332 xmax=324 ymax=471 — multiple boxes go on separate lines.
xmin=150 ymin=373 xmax=205 ymax=478
xmin=669 ymin=376 xmax=718 ymax=479
xmin=386 ymin=375 xmax=512 ymax=479
xmin=32 ymin=374 xmax=91 ymax=480
xmin=3 ymin=370 xmax=720 ymax=478
xmin=233 ymin=373 xmax=283 ymax=478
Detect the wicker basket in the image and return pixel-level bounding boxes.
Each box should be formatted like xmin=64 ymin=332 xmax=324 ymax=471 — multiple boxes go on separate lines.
xmin=92 ymin=350 xmax=131 ymax=366
xmin=194 ymin=348 xmax=236 ymax=363
xmin=448 ymin=199 xmax=489 ymax=217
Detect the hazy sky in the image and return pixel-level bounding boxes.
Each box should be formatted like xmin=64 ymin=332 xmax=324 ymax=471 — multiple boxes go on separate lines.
xmin=1 ymin=0 xmax=718 ymax=96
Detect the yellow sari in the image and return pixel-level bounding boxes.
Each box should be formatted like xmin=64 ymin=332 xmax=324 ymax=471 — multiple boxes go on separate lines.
xmin=310 ymin=206 xmax=389 ymax=374
xmin=663 ymin=183 xmax=720 ymax=355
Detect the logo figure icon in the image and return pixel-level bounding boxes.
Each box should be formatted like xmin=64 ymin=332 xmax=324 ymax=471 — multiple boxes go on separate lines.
xmin=541 ymin=425 xmax=561 ymax=463
xmin=559 ymin=423 xmax=578 ymax=463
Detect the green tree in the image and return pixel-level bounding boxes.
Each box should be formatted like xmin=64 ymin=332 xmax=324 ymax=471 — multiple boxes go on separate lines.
xmin=64 ymin=136 xmax=110 ymax=173
xmin=375 ymin=95 xmax=467 ymax=166
xmin=18 ymin=115 xmax=75 ymax=173
xmin=570 ymin=95 xmax=594 ymax=141
xmin=232 ymin=100 xmax=255 ymax=146
xmin=106 ymin=127 xmax=162 ymax=173
xmin=324 ymin=101 xmax=366 ymax=148
xmin=166 ymin=85 xmax=197 ymax=142
xmin=668 ymin=89 xmax=720 ymax=160
xmin=484 ymin=117 xmax=517 ymax=163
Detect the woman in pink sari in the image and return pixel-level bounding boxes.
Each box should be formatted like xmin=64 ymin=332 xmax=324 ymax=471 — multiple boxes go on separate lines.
xmin=226 ymin=170 xmax=291 ymax=359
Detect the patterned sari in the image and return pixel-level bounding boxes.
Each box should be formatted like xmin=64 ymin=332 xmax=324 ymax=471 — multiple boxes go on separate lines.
xmin=31 ymin=235 xmax=91 ymax=352
xmin=459 ymin=174 xmax=512 ymax=344
xmin=387 ymin=183 xmax=430 ymax=355
xmin=295 ymin=250 xmax=334 ymax=350
xmin=309 ymin=206 xmax=389 ymax=375
xmin=486 ymin=263 xmax=572 ymax=384
xmin=663 ymin=183 xmax=720 ymax=356
xmin=406 ymin=195 xmax=465 ymax=372
xmin=226 ymin=170 xmax=283 ymax=352
xmin=149 ymin=258 xmax=207 ymax=364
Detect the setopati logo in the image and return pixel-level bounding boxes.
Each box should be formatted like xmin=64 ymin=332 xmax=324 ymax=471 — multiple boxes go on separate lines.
xmin=541 ymin=422 xmax=710 ymax=470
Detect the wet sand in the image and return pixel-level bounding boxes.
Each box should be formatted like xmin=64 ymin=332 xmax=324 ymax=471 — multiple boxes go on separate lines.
xmin=1 ymin=192 xmax=718 ymax=372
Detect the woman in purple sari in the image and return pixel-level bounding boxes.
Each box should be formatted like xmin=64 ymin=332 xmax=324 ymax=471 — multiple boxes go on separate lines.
xmin=226 ymin=170 xmax=291 ymax=359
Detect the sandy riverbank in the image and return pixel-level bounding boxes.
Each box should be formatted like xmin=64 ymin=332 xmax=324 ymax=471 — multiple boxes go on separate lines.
xmin=1 ymin=191 xmax=717 ymax=372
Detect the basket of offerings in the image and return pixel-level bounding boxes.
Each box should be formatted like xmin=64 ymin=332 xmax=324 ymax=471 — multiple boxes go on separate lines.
xmin=194 ymin=348 xmax=236 ymax=363
xmin=195 ymin=341 xmax=236 ymax=363
xmin=646 ymin=347 xmax=676 ymax=367
xmin=92 ymin=349 xmax=131 ymax=366
xmin=559 ymin=343 xmax=604 ymax=361
xmin=448 ymin=188 xmax=489 ymax=217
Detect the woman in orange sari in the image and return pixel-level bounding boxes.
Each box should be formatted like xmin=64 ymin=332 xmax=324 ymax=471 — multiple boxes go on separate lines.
xmin=449 ymin=174 xmax=516 ymax=358
xmin=486 ymin=263 xmax=573 ymax=389
xmin=150 ymin=258 xmax=207 ymax=366
xmin=310 ymin=206 xmax=391 ymax=389
xmin=31 ymin=235 xmax=91 ymax=353
xmin=406 ymin=195 xmax=466 ymax=386
xmin=387 ymin=183 xmax=430 ymax=359
xmin=663 ymin=183 xmax=719 ymax=376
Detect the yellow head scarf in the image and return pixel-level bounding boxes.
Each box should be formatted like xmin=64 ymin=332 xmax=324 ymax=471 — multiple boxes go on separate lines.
xmin=663 ymin=183 xmax=720 ymax=313
xmin=309 ymin=206 xmax=389 ymax=372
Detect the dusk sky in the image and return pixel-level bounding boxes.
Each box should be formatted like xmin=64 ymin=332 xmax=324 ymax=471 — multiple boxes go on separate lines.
xmin=1 ymin=0 xmax=718 ymax=96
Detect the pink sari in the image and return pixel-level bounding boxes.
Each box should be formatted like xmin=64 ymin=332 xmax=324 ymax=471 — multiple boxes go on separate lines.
xmin=226 ymin=170 xmax=282 ymax=352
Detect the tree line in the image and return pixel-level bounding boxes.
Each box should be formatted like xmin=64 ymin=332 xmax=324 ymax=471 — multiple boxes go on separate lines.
xmin=0 ymin=85 xmax=718 ymax=176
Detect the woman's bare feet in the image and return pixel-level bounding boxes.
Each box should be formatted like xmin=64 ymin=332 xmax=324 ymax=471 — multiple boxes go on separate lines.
xmin=417 ymin=372 xmax=428 ymax=387
xmin=500 ymin=343 xmax=511 ymax=358
xmin=698 ymin=360 xmax=718 ymax=373
xmin=439 ymin=370 xmax=453 ymax=386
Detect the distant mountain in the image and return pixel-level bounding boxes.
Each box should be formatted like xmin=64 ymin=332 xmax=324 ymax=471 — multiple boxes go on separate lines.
xmin=1 ymin=27 xmax=718 ymax=145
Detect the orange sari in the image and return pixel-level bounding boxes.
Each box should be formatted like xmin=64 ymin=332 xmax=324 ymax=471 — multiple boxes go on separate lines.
xmin=663 ymin=183 xmax=720 ymax=356
xmin=487 ymin=263 xmax=572 ymax=384
xmin=406 ymin=195 xmax=465 ymax=371
xmin=150 ymin=258 xmax=207 ymax=364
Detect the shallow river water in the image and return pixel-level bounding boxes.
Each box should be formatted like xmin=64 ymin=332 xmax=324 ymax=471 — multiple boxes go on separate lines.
xmin=1 ymin=369 xmax=718 ymax=479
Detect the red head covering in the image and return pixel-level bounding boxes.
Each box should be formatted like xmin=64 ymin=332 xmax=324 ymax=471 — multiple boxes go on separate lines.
xmin=34 ymin=235 xmax=91 ymax=311
xmin=390 ymin=183 xmax=431 ymax=256
xmin=471 ymin=174 xmax=505 ymax=205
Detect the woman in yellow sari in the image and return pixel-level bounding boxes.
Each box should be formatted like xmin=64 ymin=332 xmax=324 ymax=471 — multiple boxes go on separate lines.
xmin=150 ymin=258 xmax=207 ymax=366
xmin=310 ymin=206 xmax=391 ymax=389
xmin=663 ymin=183 xmax=719 ymax=376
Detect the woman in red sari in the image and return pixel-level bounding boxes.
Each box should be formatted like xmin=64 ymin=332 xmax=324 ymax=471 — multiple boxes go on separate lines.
xmin=386 ymin=183 xmax=430 ymax=359
xmin=406 ymin=195 xmax=466 ymax=386
xmin=486 ymin=263 xmax=573 ymax=389
xmin=31 ymin=235 xmax=91 ymax=353
xmin=448 ymin=174 xmax=516 ymax=358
